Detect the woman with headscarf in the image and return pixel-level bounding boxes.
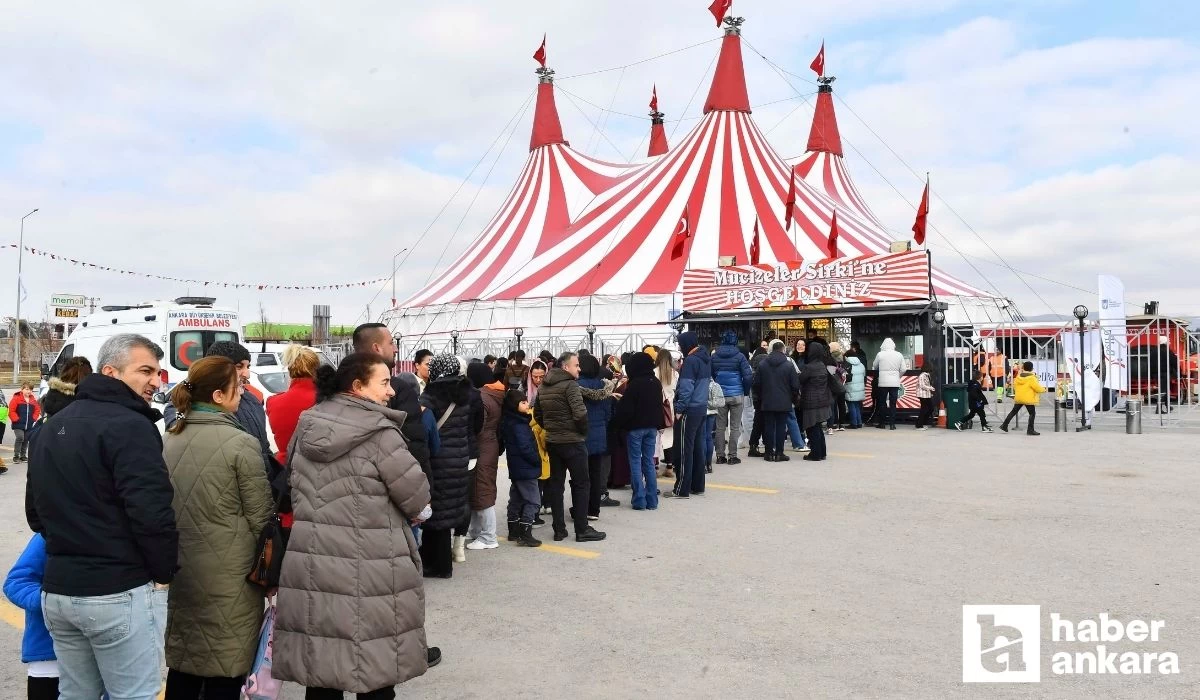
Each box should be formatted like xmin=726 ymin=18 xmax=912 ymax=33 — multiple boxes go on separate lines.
xmin=654 ymin=350 xmax=677 ymax=479
xmin=419 ymin=354 xmax=474 ymax=578
xmin=464 ymin=361 xmax=504 ymax=551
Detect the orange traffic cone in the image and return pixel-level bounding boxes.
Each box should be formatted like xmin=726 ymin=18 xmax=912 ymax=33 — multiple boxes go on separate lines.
xmin=937 ymin=401 xmax=947 ymax=428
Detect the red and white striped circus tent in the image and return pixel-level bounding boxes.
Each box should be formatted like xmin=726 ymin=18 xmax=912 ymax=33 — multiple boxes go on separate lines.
xmin=392 ymin=20 xmax=1001 ymax=349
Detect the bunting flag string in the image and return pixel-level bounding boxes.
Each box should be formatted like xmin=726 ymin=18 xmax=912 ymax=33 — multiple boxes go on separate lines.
xmin=2 ymin=244 xmax=389 ymax=291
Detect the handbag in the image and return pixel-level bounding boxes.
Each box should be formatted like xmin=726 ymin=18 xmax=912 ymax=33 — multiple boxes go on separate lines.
xmin=246 ymin=497 xmax=286 ymax=589
xmin=242 ymin=598 xmax=282 ymax=700
xmin=661 ymin=392 xmax=675 ymax=428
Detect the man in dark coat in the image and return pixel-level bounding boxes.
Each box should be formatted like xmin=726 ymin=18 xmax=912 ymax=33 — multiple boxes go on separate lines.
xmin=710 ymin=330 xmax=752 ymax=464
xmin=28 ymin=334 xmax=177 ymax=699
xmin=753 ymin=339 xmax=800 ymax=462
xmin=747 ymin=345 xmax=769 ymax=457
xmin=534 ymin=351 xmax=606 ymax=543
xmin=665 ymin=331 xmax=712 ymax=499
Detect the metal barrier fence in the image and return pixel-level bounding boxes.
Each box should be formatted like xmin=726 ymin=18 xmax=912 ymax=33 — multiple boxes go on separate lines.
xmin=938 ymin=316 xmax=1198 ymax=431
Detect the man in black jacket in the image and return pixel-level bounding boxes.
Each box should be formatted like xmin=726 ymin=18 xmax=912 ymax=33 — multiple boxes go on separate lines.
xmin=535 ymin=351 xmax=606 ymax=543
xmin=753 ymin=339 xmax=801 ymax=462
xmin=27 ymin=333 xmax=177 ymax=699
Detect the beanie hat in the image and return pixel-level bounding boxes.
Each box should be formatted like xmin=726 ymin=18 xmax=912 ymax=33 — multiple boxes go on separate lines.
xmin=206 ymin=340 xmax=251 ymax=365
xmin=721 ymin=330 xmax=738 ymax=346
xmin=428 ymin=354 xmax=462 ymax=383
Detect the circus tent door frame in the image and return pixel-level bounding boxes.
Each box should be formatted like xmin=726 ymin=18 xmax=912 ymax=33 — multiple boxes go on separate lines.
xmin=678 ymin=300 xmax=949 ymax=422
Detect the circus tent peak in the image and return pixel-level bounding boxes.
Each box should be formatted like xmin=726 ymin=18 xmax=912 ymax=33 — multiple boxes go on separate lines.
xmin=648 ymin=89 xmax=669 ymax=158
xmin=703 ymin=22 xmax=751 ymax=115
xmin=806 ymin=80 xmax=843 ymax=156
xmin=529 ymin=68 xmax=567 ymax=151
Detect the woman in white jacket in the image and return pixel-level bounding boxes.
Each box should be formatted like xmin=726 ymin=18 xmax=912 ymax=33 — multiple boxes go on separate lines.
xmin=871 ymin=337 xmax=907 ymax=429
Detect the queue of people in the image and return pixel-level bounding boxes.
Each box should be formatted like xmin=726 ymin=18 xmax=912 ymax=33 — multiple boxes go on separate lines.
xmin=5 ymin=323 xmax=1041 ymax=700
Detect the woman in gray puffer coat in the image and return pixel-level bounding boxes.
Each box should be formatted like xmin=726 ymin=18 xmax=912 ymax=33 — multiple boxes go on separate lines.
xmin=274 ymin=353 xmax=431 ymax=699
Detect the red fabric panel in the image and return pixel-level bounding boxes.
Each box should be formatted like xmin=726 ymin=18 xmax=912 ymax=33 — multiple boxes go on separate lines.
xmin=806 ymin=90 xmax=843 ymax=156
xmin=529 ymin=82 xmax=566 ymax=151
xmin=703 ymin=35 xmax=751 ymax=114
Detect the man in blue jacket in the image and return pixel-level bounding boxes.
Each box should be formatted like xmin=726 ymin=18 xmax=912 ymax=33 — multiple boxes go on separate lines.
xmin=665 ymin=331 xmax=712 ymax=499
xmin=710 ymin=330 xmax=752 ymax=465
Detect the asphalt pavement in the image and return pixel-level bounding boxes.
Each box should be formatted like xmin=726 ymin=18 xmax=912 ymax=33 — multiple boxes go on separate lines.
xmin=0 ymin=423 xmax=1197 ymax=698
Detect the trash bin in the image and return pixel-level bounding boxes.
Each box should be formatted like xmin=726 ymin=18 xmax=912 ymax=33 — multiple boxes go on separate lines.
xmin=942 ymin=384 xmax=968 ymax=428
xmin=1126 ymin=399 xmax=1142 ymax=434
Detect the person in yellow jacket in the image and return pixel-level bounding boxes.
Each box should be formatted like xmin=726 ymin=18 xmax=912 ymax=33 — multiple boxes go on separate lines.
xmin=999 ymin=361 xmax=1048 ymax=435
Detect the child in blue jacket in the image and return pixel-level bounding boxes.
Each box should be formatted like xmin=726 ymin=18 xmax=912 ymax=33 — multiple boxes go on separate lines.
xmin=499 ymin=389 xmax=543 ymax=548
xmin=4 ymin=533 xmax=58 ymax=700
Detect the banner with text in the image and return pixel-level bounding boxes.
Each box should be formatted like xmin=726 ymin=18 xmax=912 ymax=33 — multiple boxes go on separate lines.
xmin=1098 ymin=274 xmax=1129 ymax=391
xmin=681 ymin=251 xmax=931 ymax=311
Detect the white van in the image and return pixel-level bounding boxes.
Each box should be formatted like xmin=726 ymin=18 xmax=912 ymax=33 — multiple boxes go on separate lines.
xmin=46 ymin=297 xmax=243 ymax=393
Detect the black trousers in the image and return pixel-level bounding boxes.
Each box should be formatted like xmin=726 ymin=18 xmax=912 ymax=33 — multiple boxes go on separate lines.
xmin=419 ymin=526 xmax=453 ymax=577
xmin=587 ymin=453 xmax=610 ymax=517
xmin=805 ymin=424 xmax=827 ymax=459
xmin=749 ymin=397 xmax=764 ymax=448
xmin=27 ymin=677 xmax=57 ymax=700
xmin=915 ymin=397 xmax=936 ymax=428
xmin=306 ymin=687 xmax=396 ymax=700
xmin=1002 ymin=404 xmax=1037 ymax=431
xmin=165 ymin=669 xmax=244 ymax=700
xmin=547 ymin=442 xmax=590 ymax=534
xmin=961 ymin=405 xmax=990 ymax=428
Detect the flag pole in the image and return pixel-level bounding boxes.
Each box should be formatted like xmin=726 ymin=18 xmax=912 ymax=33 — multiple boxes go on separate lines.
xmin=924 ymin=171 xmax=930 ymax=249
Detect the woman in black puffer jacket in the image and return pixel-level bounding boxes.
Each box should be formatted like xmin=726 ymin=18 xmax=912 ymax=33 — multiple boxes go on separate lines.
xmin=418 ymin=354 xmax=474 ymax=578
xmin=798 ymin=341 xmax=842 ymax=462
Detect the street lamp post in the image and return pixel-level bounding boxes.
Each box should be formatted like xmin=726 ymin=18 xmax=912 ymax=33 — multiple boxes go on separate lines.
xmin=932 ymin=309 xmax=946 ymax=386
xmin=392 ymin=332 xmax=403 ymax=370
xmin=450 ymin=329 xmax=459 ymax=355
xmin=514 ymin=327 xmax=524 ymax=353
xmin=14 ymin=208 xmax=39 ymax=383
xmin=586 ymin=324 xmax=596 ymax=353
xmin=1073 ymin=305 xmax=1089 ymax=432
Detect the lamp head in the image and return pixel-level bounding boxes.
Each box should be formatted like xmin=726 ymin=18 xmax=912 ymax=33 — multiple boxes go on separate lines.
xmin=932 ymin=310 xmax=946 ymax=325
xmin=450 ymin=329 xmax=459 ymax=339
xmin=586 ymin=324 xmax=596 ymax=334
xmin=514 ymin=327 xmax=524 ymax=338
xmin=1073 ymin=305 xmax=1089 ymax=320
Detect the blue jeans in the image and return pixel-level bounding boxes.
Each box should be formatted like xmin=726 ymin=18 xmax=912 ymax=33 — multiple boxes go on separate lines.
xmin=763 ymin=411 xmax=789 ymax=455
xmin=627 ymin=427 xmax=658 ymax=509
xmin=786 ymin=410 xmax=805 ymax=448
xmin=43 ymin=582 xmax=167 ymax=700
xmin=676 ymin=409 xmax=708 ymax=496
xmin=848 ymin=401 xmax=863 ymax=427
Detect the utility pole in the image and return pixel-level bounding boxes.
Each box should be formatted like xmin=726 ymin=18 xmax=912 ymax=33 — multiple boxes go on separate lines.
xmin=13 ymin=208 xmax=39 ymax=382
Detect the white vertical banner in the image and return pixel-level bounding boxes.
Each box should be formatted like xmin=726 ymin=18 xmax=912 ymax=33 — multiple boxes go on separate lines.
xmin=1097 ymin=274 xmax=1129 ymax=391
xmin=1063 ymin=329 xmax=1103 ymax=409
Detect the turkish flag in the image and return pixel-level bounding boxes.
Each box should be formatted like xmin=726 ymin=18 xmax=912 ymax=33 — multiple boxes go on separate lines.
xmin=670 ymin=205 xmax=691 ymax=260
xmin=783 ymin=167 xmax=796 ymax=230
xmin=750 ymin=217 xmax=760 ymax=265
xmin=810 ymin=41 xmax=825 ymax=77
xmin=912 ymin=180 xmax=929 ymax=245
xmin=708 ymin=0 xmax=732 ymax=27
xmin=650 ymin=84 xmax=658 ymax=112
xmin=827 ymin=210 xmax=840 ymax=258
xmin=533 ymin=34 xmax=547 ymax=67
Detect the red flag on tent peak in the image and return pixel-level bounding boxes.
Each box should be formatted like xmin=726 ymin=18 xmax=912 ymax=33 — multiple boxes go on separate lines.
xmin=670 ymin=205 xmax=691 ymax=260
xmin=783 ymin=167 xmax=797 ymax=230
xmin=827 ymin=210 xmax=840 ymax=258
xmin=650 ymin=84 xmax=658 ymax=112
xmin=810 ymin=41 xmax=825 ymax=77
xmin=533 ymin=34 xmax=547 ymax=67
xmin=750 ymin=216 xmax=761 ymax=265
xmin=912 ymin=179 xmax=930 ymax=246
xmin=708 ymin=0 xmax=732 ymax=27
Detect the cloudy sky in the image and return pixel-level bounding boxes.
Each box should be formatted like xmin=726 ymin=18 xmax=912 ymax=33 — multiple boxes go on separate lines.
xmin=2 ymin=0 xmax=1198 ymax=329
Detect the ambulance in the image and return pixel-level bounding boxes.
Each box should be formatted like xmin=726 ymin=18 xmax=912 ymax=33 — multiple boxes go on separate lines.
xmin=45 ymin=297 xmax=243 ymax=396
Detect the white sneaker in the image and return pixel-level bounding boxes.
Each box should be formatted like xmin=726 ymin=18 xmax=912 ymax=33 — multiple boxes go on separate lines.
xmin=915 ymin=426 xmax=928 ymax=431
xmin=794 ymin=446 xmax=811 ymax=453
xmin=466 ymin=539 xmax=499 ymax=550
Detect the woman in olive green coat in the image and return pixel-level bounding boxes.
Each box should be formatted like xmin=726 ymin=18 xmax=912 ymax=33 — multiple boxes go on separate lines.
xmin=162 ymin=355 xmax=274 ymax=699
